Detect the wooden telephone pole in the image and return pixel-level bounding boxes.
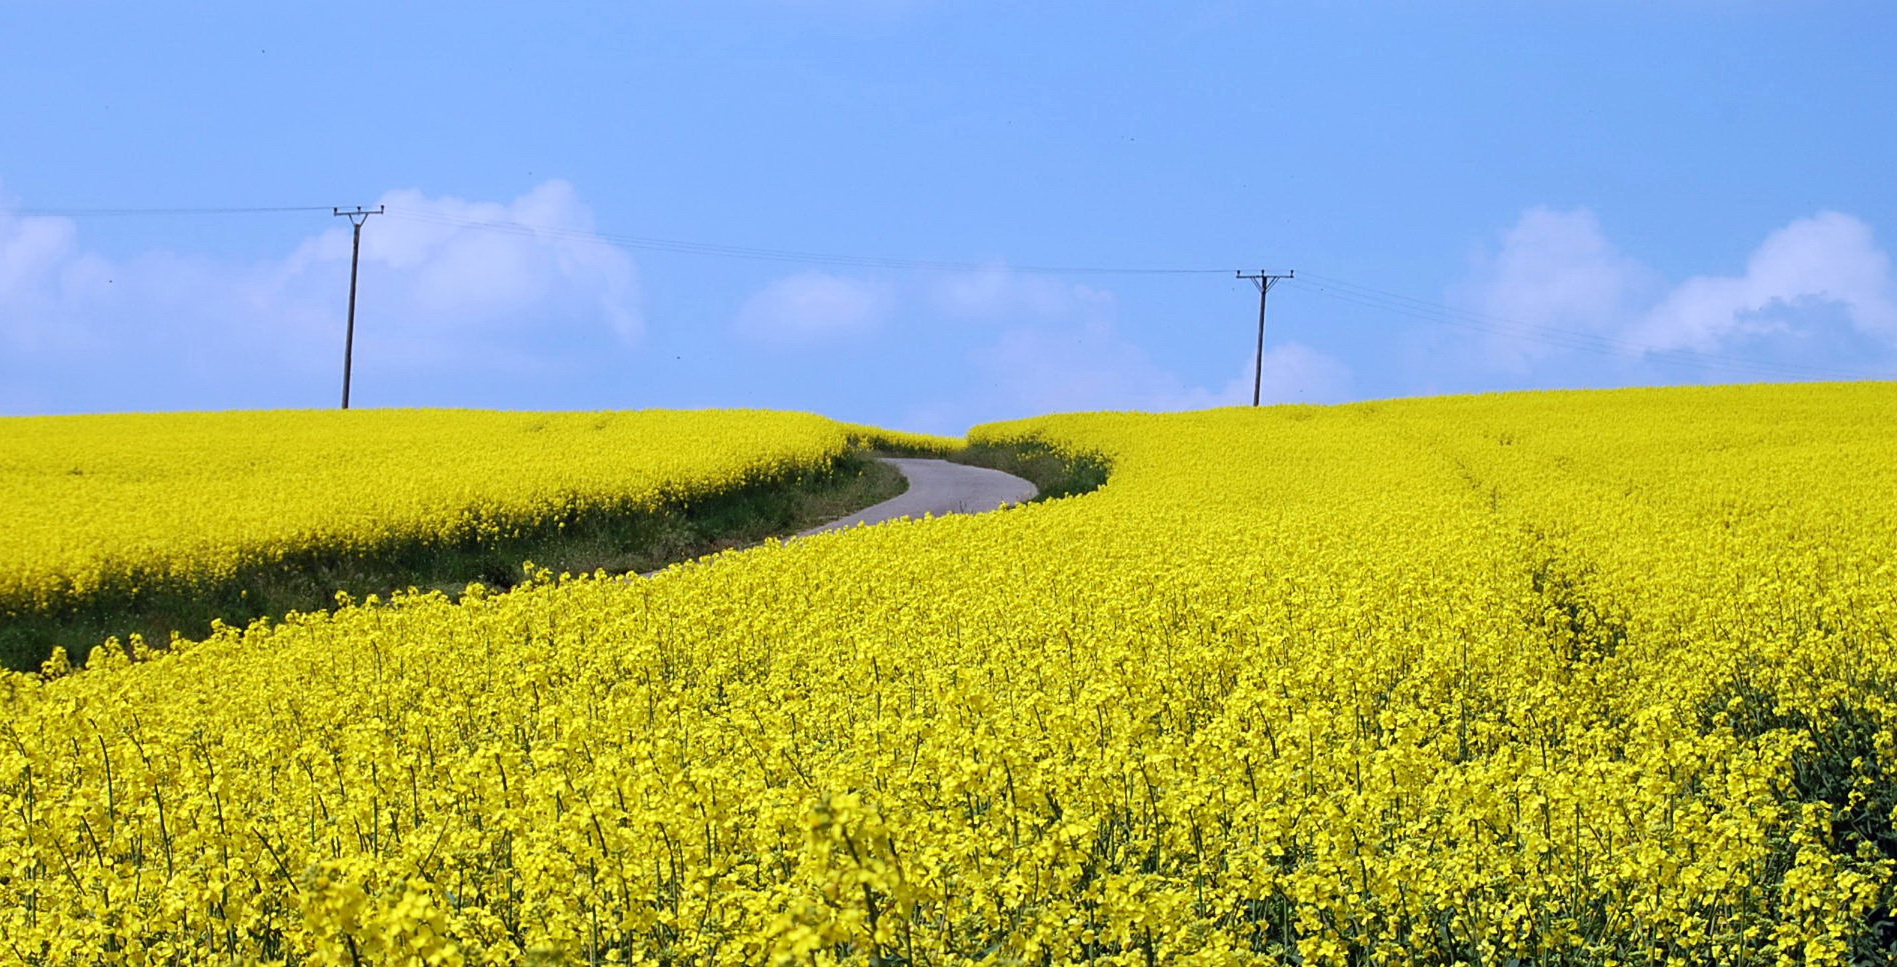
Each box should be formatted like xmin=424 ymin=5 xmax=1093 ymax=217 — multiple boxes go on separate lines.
xmin=1236 ymin=270 xmax=1294 ymax=406
xmin=333 ymin=205 xmax=384 ymax=409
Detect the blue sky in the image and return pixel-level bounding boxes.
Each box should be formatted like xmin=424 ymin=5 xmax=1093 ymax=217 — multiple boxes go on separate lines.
xmin=2 ymin=1 xmax=1892 ymax=433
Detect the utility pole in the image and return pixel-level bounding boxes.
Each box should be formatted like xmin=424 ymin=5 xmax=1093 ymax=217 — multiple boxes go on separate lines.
xmin=333 ymin=205 xmax=384 ymax=409
xmin=1236 ymin=269 xmax=1294 ymax=406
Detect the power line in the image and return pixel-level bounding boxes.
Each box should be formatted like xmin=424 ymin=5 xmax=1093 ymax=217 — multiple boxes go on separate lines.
xmin=10 ymin=205 xmax=337 ymax=216
xmin=1289 ymin=272 xmax=1885 ymax=383
xmin=15 ymin=200 xmax=1883 ymax=384
xmin=9 ymin=200 xmax=1234 ymax=275
xmin=381 ymin=207 xmax=1230 ymax=276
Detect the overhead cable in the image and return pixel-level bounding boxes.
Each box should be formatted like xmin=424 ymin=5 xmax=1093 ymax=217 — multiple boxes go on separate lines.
xmin=381 ymin=207 xmax=1232 ymax=276
xmin=10 ymin=205 xmax=337 ymax=216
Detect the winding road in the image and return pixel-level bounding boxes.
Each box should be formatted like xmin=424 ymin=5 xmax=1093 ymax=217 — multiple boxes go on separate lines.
xmin=799 ymin=458 xmax=1038 ymax=536
xmin=640 ymin=459 xmax=1037 ymax=577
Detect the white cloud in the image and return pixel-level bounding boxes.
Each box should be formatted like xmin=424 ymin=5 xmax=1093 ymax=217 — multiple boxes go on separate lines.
xmin=1456 ymin=207 xmax=1897 ymax=380
xmin=975 ymin=317 xmax=1176 ymax=414
xmin=1241 ymin=343 xmax=1355 ymax=406
xmin=929 ymin=264 xmax=1117 ymax=323
xmin=363 ymin=181 xmax=641 ymax=344
xmin=732 ymin=271 xmax=894 ymax=343
xmin=0 ymin=212 xmax=104 ymax=357
xmin=1454 ymin=207 xmax=1658 ymax=371
xmin=956 ymin=266 xmax=1350 ymax=421
xmin=972 ymin=323 xmax=1349 ymax=419
xmin=0 ymin=180 xmax=643 ymax=412
xmin=1633 ymin=211 xmax=1897 ymax=352
xmin=927 ymin=264 xmax=1347 ymax=414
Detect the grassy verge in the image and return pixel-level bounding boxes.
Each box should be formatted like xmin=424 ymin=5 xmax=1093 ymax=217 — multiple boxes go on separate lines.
xmin=3 ymin=452 xmax=906 ymax=672
xmin=943 ymin=440 xmax=1110 ymax=501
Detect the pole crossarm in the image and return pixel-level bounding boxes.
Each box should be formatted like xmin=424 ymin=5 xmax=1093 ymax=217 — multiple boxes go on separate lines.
xmin=333 ymin=205 xmax=384 ymax=226
xmin=332 ymin=206 xmax=384 ymax=409
xmin=1235 ymin=269 xmax=1294 ymax=407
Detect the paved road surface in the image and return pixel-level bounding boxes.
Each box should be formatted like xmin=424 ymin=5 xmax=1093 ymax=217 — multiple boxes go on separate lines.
xmin=640 ymin=459 xmax=1037 ymax=576
xmin=799 ymin=458 xmax=1037 ymax=536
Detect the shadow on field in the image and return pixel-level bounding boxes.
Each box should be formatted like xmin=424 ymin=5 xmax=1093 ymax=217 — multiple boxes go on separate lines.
xmin=4 ymin=453 xmax=907 ymax=672
xmin=9 ymin=440 xmax=1114 ymax=675
xmin=939 ymin=440 xmax=1111 ymax=503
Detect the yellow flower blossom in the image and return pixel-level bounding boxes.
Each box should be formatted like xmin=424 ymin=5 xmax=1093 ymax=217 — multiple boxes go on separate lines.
xmin=0 ymin=383 xmax=1893 ymax=964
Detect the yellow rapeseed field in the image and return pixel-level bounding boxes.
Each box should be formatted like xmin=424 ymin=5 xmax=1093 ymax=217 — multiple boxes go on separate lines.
xmin=0 ymin=408 xmax=941 ymax=623
xmin=3 ymin=383 xmax=1894 ymax=965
